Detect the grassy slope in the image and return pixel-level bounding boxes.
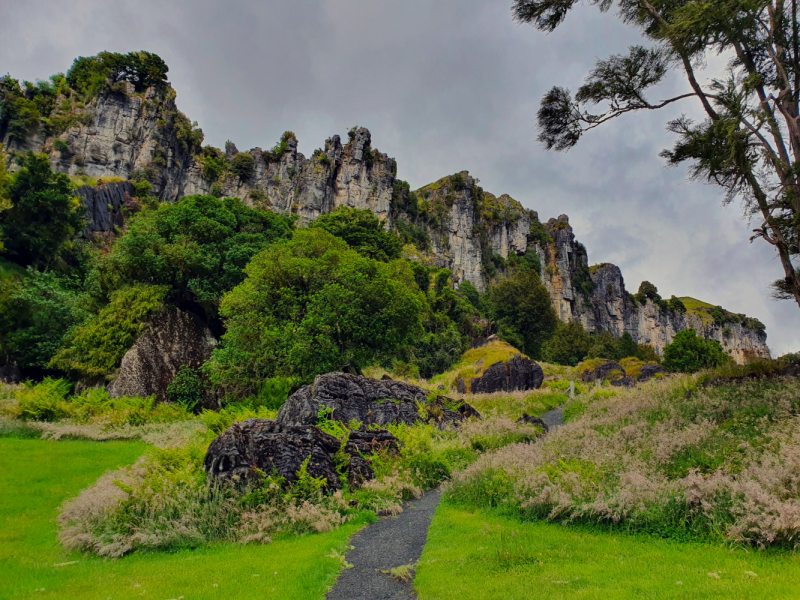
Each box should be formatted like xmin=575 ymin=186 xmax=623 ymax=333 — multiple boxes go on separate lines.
xmin=415 ymin=503 xmax=800 ymax=600
xmin=0 ymin=438 xmax=364 ymax=600
xmin=677 ymin=296 xmax=715 ymax=326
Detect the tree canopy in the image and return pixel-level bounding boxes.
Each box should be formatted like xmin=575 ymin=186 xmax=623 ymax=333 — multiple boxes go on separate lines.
xmin=515 ymin=0 xmax=800 ymax=311
xmin=205 ymin=229 xmax=424 ymax=395
xmin=95 ymin=194 xmax=293 ymax=320
xmin=0 ymin=152 xmax=85 ymax=268
xmin=483 ymin=267 xmax=557 ymax=358
xmin=309 ymin=206 xmax=403 ymax=262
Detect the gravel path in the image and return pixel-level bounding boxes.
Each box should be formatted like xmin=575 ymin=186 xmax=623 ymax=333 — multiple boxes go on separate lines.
xmin=327 ymin=488 xmax=442 ymax=600
xmin=540 ymin=403 xmax=567 ymax=430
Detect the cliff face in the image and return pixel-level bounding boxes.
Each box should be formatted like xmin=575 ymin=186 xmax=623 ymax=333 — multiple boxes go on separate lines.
xmin=1 ymin=82 xmax=770 ymax=362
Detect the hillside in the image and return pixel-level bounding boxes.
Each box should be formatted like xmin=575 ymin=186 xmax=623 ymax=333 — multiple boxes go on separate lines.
xmin=0 ymin=53 xmax=769 ymax=363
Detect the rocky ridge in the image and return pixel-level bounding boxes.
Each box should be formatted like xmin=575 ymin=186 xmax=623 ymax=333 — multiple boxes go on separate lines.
xmin=0 ymin=79 xmax=770 ymax=362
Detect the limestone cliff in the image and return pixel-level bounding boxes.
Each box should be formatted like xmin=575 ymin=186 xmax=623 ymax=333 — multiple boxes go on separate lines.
xmin=0 ymin=77 xmax=770 ymax=362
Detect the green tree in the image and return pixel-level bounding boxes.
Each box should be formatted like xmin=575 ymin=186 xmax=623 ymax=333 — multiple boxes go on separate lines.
xmin=662 ymin=329 xmax=728 ymax=373
xmin=587 ymin=331 xmax=619 ymax=360
xmin=230 ymin=153 xmax=255 ymax=180
xmin=484 ymin=267 xmax=557 ymax=358
xmin=0 ymin=270 xmax=91 ymax=372
xmin=95 ymin=195 xmax=293 ymax=320
xmin=616 ymin=331 xmax=639 ymax=359
xmin=0 ymin=144 xmax=10 ymax=252
xmin=206 ymin=229 xmax=423 ymax=395
xmin=543 ymin=320 xmax=592 ymax=366
xmin=309 ymin=206 xmax=403 ymax=262
xmin=514 ymin=0 xmax=800 ymax=310
xmin=66 ymin=51 xmax=169 ymax=98
xmin=1 ymin=152 xmax=85 ymax=268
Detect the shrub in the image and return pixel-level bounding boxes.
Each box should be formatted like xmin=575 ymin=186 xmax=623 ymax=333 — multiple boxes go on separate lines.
xmin=50 ymin=285 xmax=168 ymax=381
xmin=15 ymin=378 xmax=73 ymax=421
xmin=230 ymin=152 xmax=255 ymax=180
xmin=66 ymin=51 xmax=169 ymax=98
xmin=165 ymin=366 xmax=208 ymax=413
xmin=542 ymin=321 xmax=592 ymax=366
xmin=662 ymin=329 xmax=729 ymax=373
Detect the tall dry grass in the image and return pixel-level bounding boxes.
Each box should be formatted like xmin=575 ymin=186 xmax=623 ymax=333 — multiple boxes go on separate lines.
xmin=447 ymin=374 xmax=800 ymax=548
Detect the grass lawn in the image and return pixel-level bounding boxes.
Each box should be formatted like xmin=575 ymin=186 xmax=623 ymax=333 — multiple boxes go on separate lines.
xmin=415 ymin=502 xmax=800 ymax=599
xmin=0 ymin=437 xmax=367 ymax=600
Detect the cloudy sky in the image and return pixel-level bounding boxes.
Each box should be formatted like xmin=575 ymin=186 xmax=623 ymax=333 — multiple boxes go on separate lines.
xmin=2 ymin=0 xmax=798 ymax=354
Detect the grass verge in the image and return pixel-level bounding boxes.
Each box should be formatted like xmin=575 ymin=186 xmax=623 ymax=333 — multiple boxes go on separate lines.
xmin=0 ymin=437 xmax=368 ymax=600
xmin=414 ymin=502 xmax=800 ymax=599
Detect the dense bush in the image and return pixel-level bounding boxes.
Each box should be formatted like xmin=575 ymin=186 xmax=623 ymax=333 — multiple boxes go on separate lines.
xmin=662 ymin=329 xmax=729 ymax=373
xmin=165 ymin=366 xmax=208 ymax=413
xmin=1 ymin=152 xmax=86 ymax=268
xmin=95 ymin=195 xmax=293 ymax=319
xmin=483 ymin=268 xmax=557 ymax=358
xmin=0 ymin=270 xmax=91 ymax=372
xmin=200 ymin=147 xmax=225 ymax=182
xmin=0 ymin=145 xmax=10 ymax=252
xmin=542 ymin=321 xmax=591 ymax=366
xmin=309 ymin=206 xmax=402 ymax=262
xmin=206 ymin=229 xmax=424 ymax=395
xmin=50 ymin=285 xmax=168 ymax=381
xmin=230 ymin=152 xmax=255 ymax=180
xmin=66 ymin=51 xmax=169 ymax=98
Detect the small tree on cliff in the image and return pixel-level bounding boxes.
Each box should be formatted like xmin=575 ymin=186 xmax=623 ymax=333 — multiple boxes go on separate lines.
xmin=514 ymin=0 xmax=800 ymax=311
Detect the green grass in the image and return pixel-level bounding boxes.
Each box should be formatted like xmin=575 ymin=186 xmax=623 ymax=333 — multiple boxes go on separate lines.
xmin=466 ymin=390 xmax=567 ymax=419
xmin=415 ymin=503 xmax=800 ymax=599
xmin=0 ymin=437 xmax=366 ymax=599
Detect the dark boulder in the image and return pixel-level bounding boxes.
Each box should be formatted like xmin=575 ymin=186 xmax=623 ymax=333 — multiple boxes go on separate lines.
xmin=611 ymin=377 xmax=636 ymax=388
xmin=107 ymin=309 xmax=217 ymax=402
xmin=463 ymin=355 xmax=544 ymax=394
xmin=203 ymin=419 xmax=398 ymax=490
xmin=516 ymin=413 xmax=549 ymax=432
xmin=581 ymin=360 xmax=624 ymax=383
xmin=638 ymin=364 xmax=665 ymax=381
xmin=276 ymin=373 xmax=480 ymax=428
xmin=0 ymin=363 xmax=21 ymax=384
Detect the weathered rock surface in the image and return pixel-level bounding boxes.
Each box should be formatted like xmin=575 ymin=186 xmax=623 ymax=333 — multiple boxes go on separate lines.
xmin=460 ymin=356 xmax=544 ymax=394
xmin=581 ymin=360 xmax=625 ymax=383
xmin=107 ymin=309 xmax=217 ymax=401
xmin=515 ymin=413 xmax=549 ymax=432
xmin=74 ymin=180 xmax=135 ymax=235
xmin=203 ymin=419 xmax=398 ymax=490
xmin=276 ymin=373 xmax=480 ymax=428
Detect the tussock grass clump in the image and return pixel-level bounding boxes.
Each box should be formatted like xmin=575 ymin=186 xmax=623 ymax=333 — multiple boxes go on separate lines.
xmin=430 ymin=340 xmax=527 ymax=392
xmin=447 ymin=373 xmax=800 ymax=548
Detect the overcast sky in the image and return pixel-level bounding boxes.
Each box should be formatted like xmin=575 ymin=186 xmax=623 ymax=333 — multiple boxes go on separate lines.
xmin=2 ymin=0 xmax=798 ymax=354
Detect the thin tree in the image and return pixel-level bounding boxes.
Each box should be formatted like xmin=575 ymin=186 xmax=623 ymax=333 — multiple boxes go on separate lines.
xmin=515 ymin=0 xmax=800 ymax=308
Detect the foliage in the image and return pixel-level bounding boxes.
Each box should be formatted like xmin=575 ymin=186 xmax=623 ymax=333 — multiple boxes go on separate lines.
xmin=262 ymin=131 xmax=296 ymax=162
xmin=200 ymin=146 xmax=225 ymax=182
xmin=230 ymin=152 xmax=255 ymax=180
xmin=165 ymin=366 xmax=208 ymax=413
xmin=309 ymin=206 xmax=402 ymax=262
xmin=50 ymin=285 xmax=168 ymax=381
xmin=66 ymin=51 xmax=169 ymax=98
xmin=393 ymin=218 xmax=430 ymax=251
xmin=206 ymin=229 xmax=424 ymax=394
xmin=517 ymin=0 xmax=800 ymax=311
xmin=456 ymin=280 xmax=480 ymax=309
xmin=1 ymin=152 xmax=85 ymax=268
xmin=0 ymin=144 xmax=10 ymax=252
xmin=662 ymin=329 xmax=729 ymax=373
xmin=95 ymin=195 xmax=293 ymax=319
xmin=0 ymin=269 xmax=91 ymax=372
xmin=542 ymin=320 xmax=591 ymax=366
xmin=484 ymin=268 xmax=557 ymax=358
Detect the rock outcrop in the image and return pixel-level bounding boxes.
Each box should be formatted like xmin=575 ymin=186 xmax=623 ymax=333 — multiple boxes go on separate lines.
xmin=1 ymin=72 xmax=771 ymax=363
xmin=458 ymin=356 xmax=544 ymax=394
xmin=276 ymin=373 xmax=480 ymax=428
xmin=203 ymin=419 xmax=398 ymax=490
xmin=107 ymin=309 xmax=217 ymax=401
xmin=516 ymin=413 xmax=549 ymax=432
xmin=0 ymin=363 xmax=21 ymax=384
xmin=580 ymin=360 xmax=625 ymax=383
xmin=74 ymin=180 xmax=135 ymax=235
